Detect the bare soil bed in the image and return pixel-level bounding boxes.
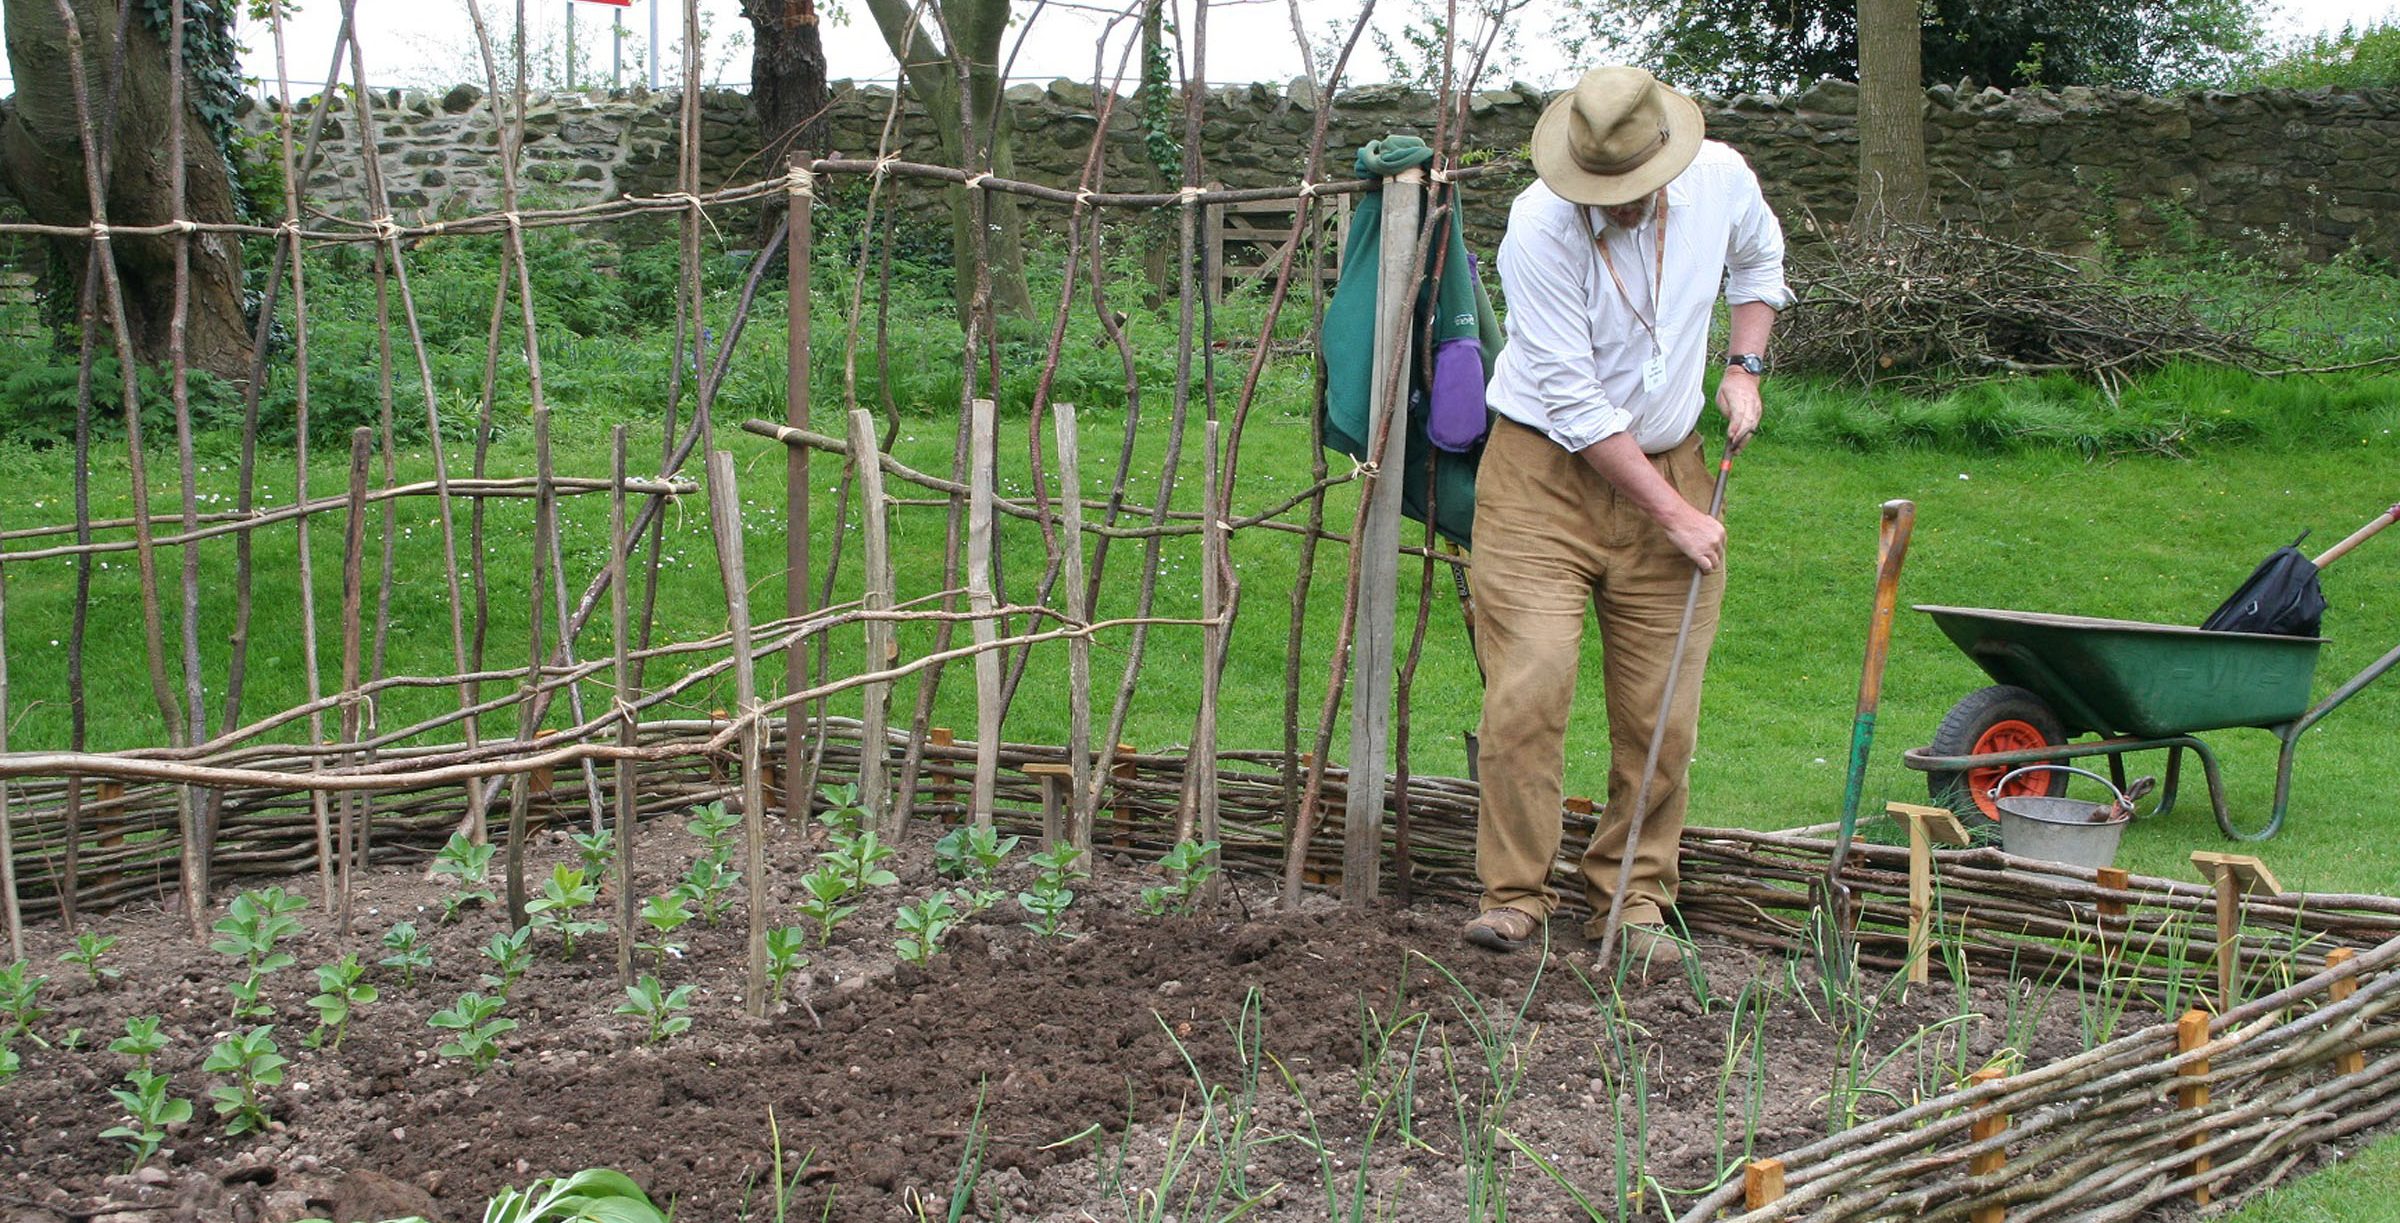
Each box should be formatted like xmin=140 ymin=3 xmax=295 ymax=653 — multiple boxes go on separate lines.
xmin=4 ymin=807 xmax=2148 ymax=1222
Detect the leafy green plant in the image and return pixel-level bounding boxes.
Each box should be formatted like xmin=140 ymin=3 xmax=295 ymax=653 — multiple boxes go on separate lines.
xmin=202 ymin=1025 xmax=286 ymax=1137
xmin=616 ymin=975 xmax=696 ymax=1045
xmin=1139 ymin=840 xmax=1221 ymax=917
xmin=101 ymin=1067 xmax=193 ymax=1172
xmin=676 ymin=854 xmax=739 ymax=926
xmin=302 ymin=955 xmax=378 ymax=1052
xmin=1 ymin=959 xmax=48 ymax=1045
xmin=479 ymin=926 xmax=535 ymax=997
xmin=765 ymin=925 xmax=810 ymax=1005
xmin=814 ymin=782 xmax=867 ymax=841
xmin=934 ymin=824 xmax=1017 ymax=914
xmin=60 ymin=933 xmax=122 ymax=985
xmin=934 ymin=824 xmax=1019 ymax=881
xmin=637 ymin=891 xmax=695 ymax=968
xmin=527 ymin=864 xmax=606 ymax=958
xmin=1019 ymin=843 xmax=1084 ymax=938
xmin=0 ymin=1045 xmax=17 ymax=1083
xmin=687 ymin=800 xmax=742 ymax=861
xmin=796 ymin=863 xmax=859 ymax=948
xmin=209 ymin=886 xmax=309 ymax=1020
xmin=829 ymin=828 xmax=900 ymax=895
xmin=896 ymin=891 xmax=960 ymax=965
xmin=379 ymin=921 xmax=433 ymax=989
xmin=481 ymin=1167 xmax=669 ymax=1223
xmin=572 ymin=828 xmax=619 ymax=880
xmin=109 ymin=1015 xmax=170 ymax=1070
xmin=429 ymin=991 xmax=516 ymax=1073
xmin=430 ymin=832 xmax=500 ymax=923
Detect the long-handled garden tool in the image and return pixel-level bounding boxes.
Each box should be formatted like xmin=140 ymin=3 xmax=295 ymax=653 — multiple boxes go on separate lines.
xmin=2202 ymin=500 xmax=2400 ymax=637
xmin=1590 ymin=452 xmax=1736 ymax=974
xmin=1816 ymin=499 xmax=1916 ymax=989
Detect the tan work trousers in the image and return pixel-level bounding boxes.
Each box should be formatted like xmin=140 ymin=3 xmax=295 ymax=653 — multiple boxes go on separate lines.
xmin=1469 ymin=417 xmax=1725 ymax=937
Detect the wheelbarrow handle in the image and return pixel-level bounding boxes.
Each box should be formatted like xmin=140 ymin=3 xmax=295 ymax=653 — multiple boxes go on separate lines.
xmin=2313 ymin=500 xmax=2400 ymax=570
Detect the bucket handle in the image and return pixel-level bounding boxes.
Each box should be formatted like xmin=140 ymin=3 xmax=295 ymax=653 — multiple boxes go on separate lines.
xmin=1989 ymin=764 xmax=2129 ymax=807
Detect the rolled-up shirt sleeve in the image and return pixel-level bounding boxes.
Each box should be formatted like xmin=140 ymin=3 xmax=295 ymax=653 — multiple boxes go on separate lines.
xmin=1722 ymin=165 xmax=1793 ymax=309
xmin=1494 ymin=209 xmax=1631 ymax=451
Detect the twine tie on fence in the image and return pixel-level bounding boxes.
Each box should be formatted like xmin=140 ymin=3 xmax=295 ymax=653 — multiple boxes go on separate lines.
xmin=668 ymin=192 xmax=704 ymax=211
xmin=173 ymin=219 xmax=200 ymax=234
xmin=1074 ymin=190 xmax=1097 ymax=208
xmin=371 ymin=215 xmax=401 ymax=244
xmin=785 ymin=166 xmax=814 ymax=199
xmin=1297 ymin=181 xmax=1321 ymax=199
xmin=873 ymin=154 xmax=900 ymax=180
xmin=1179 ymin=185 xmax=1205 ymax=204
xmin=279 ymin=219 xmax=302 ymax=243
xmin=88 ymin=222 xmax=110 ymax=243
xmin=966 ymin=173 xmax=994 ymax=191
xmin=503 ymin=212 xmax=524 ymax=235
xmin=1430 ymin=168 xmax=1462 ymax=185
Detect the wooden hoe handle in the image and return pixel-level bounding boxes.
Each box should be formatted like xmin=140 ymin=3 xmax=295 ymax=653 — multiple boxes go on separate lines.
xmin=2313 ymin=501 xmax=2400 ymax=570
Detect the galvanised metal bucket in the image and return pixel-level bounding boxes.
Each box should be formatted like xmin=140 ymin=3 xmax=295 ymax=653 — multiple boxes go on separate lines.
xmin=1992 ymin=765 xmax=2132 ymax=871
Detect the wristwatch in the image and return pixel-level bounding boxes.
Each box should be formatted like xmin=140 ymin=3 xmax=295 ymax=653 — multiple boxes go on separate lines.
xmin=1726 ymin=352 xmax=1767 ymax=377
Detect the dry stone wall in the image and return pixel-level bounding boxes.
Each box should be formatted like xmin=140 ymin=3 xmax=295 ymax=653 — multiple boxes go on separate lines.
xmin=247 ymin=78 xmax=2400 ymax=262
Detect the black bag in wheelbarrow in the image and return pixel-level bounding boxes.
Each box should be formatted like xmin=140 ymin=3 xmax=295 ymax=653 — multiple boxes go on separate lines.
xmin=2200 ymin=533 xmax=2326 ymax=638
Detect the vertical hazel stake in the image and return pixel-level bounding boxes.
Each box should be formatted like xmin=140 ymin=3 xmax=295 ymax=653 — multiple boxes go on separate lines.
xmin=1888 ymin=801 xmax=1968 ymax=985
xmin=927 ymin=727 xmax=956 ymax=824
xmin=1192 ymin=419 xmax=1230 ymax=903
xmin=1742 ymin=1159 xmax=1785 ymax=1211
xmin=336 ymin=427 xmax=373 ymax=936
xmin=610 ymin=427 xmax=638 ymax=988
xmin=2192 ymin=852 xmax=2281 ymax=1010
xmin=783 ymin=157 xmax=815 ymax=817
xmin=849 ymin=410 xmax=895 ymax=833
xmin=2176 ymin=1009 xmax=2214 ymax=1205
xmin=0 ymin=505 xmax=17 ymax=962
xmin=2327 ymin=947 xmax=2364 ymax=1077
xmin=706 ymin=450 xmax=769 ymax=1017
xmin=967 ymin=397 xmax=1000 ymax=829
xmin=1053 ymin=405 xmax=1093 ymax=852
xmin=1967 ymin=1067 xmax=2010 ymax=1223
xmin=1343 ymin=164 xmax=1425 ymax=904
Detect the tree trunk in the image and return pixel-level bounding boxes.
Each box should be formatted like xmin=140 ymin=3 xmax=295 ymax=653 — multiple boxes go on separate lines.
xmin=1852 ymin=0 xmax=1929 ymax=233
xmin=0 ymin=0 xmax=254 ymax=385
xmin=862 ymin=0 xmax=1033 ymax=324
xmin=741 ymin=0 xmax=830 ymax=245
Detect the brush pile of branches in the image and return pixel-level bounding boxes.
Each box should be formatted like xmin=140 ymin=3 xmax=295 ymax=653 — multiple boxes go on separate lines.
xmin=1776 ymin=222 xmax=2272 ymax=391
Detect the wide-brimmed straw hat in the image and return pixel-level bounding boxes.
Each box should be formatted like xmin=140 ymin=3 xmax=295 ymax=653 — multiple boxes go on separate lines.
xmin=1531 ymin=67 xmax=1705 ymax=206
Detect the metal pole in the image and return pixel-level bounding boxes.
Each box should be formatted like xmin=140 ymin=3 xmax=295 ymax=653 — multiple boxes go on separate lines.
xmin=566 ymin=1 xmax=577 ymax=91
xmin=648 ymin=0 xmax=660 ymax=89
xmin=613 ymin=6 xmax=624 ymax=89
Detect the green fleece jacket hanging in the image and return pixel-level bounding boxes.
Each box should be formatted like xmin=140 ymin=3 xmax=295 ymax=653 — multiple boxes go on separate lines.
xmin=1318 ymin=135 xmax=1503 ymax=550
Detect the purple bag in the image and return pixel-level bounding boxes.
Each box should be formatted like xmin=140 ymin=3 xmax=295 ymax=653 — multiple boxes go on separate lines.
xmin=1427 ymin=336 xmax=1490 ymax=452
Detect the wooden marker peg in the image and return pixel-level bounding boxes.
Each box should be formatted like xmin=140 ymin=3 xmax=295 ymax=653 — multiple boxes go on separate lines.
xmin=1743 ymin=1159 xmax=1786 ymax=1209
xmin=1024 ymin=763 xmax=1073 ymax=848
xmin=1889 ymin=802 xmax=1970 ymax=984
xmin=1967 ymin=1067 xmax=2010 ymax=1223
xmin=2327 ymin=947 xmax=2364 ymax=1077
xmin=1112 ymin=743 xmax=1138 ymax=848
xmin=929 ymin=727 xmax=958 ymax=823
xmin=2191 ymin=852 xmax=2281 ymax=1008
xmin=529 ymin=728 xmax=559 ymax=797
xmin=2176 ymin=1010 xmax=2214 ymax=1205
xmin=2095 ymin=865 xmax=2131 ymax=959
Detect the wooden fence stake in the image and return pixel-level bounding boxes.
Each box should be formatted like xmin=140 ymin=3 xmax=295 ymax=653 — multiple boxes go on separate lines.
xmin=336 ymin=427 xmax=373 ymax=937
xmin=705 ymin=449 xmax=769 ymax=1018
xmin=1053 ymin=405 xmax=1093 ymax=854
xmin=610 ymin=426 xmax=638 ymax=988
xmin=2327 ymin=947 xmax=2364 ymax=1076
xmin=1113 ymin=743 xmax=1138 ymax=849
xmin=2095 ymin=865 xmax=2130 ymax=960
xmin=1888 ymin=801 xmax=1968 ymax=984
xmin=0 ymin=510 xmax=17 ymax=961
xmin=2177 ymin=1009 xmax=2214 ymax=1205
xmin=1968 ymin=1067 xmax=2009 ymax=1223
xmin=782 ymin=156 xmax=815 ymax=825
xmin=1742 ymin=1159 xmax=1785 ymax=1210
xmin=967 ymin=397 xmax=1000 ymax=830
xmin=849 ymin=410 xmax=895 ymax=835
xmin=2192 ymin=852 xmax=2281 ymax=1009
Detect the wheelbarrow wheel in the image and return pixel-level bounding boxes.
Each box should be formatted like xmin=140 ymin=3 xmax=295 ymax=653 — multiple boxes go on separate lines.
xmin=1927 ymin=685 xmax=2069 ymax=822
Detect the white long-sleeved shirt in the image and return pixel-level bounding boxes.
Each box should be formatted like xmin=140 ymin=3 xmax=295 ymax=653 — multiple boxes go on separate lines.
xmin=1486 ymin=141 xmax=1792 ymax=455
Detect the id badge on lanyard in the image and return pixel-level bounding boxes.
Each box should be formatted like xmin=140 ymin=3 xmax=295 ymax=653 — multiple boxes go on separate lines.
xmin=1591 ymin=195 xmax=1669 ymax=396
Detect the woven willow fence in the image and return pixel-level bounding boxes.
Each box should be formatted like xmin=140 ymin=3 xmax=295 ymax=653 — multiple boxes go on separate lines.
xmin=3 ymin=0 xmax=2396 ymax=1217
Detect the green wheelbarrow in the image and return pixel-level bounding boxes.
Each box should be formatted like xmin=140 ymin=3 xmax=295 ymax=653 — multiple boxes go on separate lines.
xmin=1900 ymin=606 xmax=2400 ymax=841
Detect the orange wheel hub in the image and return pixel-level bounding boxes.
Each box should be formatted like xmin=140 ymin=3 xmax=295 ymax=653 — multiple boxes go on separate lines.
xmin=1964 ymin=719 xmax=2052 ymax=821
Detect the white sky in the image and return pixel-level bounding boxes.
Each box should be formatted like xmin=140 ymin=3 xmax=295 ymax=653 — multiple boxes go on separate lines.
xmin=1 ymin=0 xmax=2395 ymax=96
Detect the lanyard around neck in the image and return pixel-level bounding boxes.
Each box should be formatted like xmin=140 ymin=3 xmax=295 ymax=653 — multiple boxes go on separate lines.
xmin=1588 ymin=192 xmax=1668 ymax=352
